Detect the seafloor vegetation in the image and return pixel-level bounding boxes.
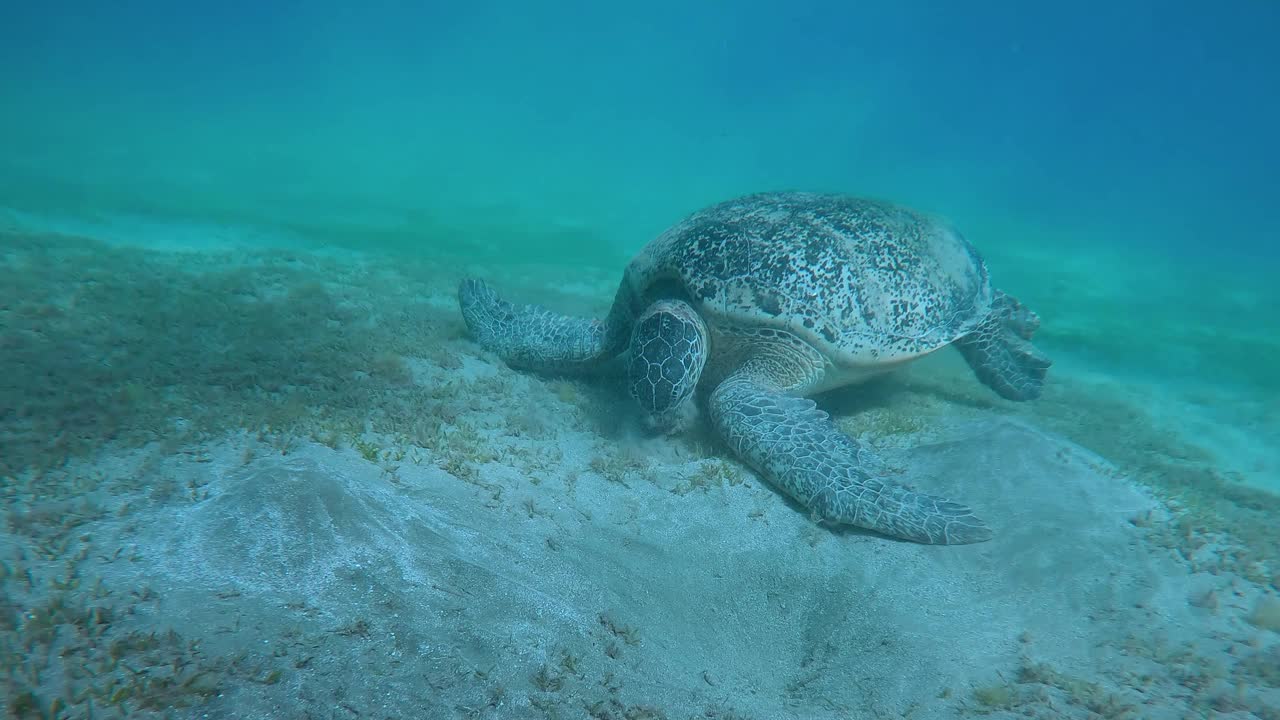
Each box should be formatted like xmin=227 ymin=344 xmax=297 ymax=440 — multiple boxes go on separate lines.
xmin=1 ymin=228 xmax=1277 ymax=718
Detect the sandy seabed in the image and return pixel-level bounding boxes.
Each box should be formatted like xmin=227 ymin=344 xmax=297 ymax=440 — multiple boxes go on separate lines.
xmin=2 ymin=219 xmax=1278 ymax=720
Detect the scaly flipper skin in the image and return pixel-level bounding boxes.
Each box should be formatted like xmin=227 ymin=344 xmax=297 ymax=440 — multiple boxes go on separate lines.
xmin=709 ymin=364 xmax=993 ymax=545
xmin=954 ymin=290 xmax=1052 ymax=401
xmin=458 ymin=278 xmax=628 ymax=372
xmin=626 ymin=299 xmax=709 ymax=431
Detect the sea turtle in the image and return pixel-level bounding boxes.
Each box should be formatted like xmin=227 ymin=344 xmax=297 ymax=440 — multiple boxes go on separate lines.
xmin=458 ymin=191 xmax=1051 ymax=545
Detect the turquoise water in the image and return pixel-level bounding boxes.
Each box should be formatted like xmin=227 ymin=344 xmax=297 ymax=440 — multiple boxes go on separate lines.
xmin=2 ymin=2 xmax=1278 ymax=718
xmin=4 ymin=1 xmax=1277 ymax=261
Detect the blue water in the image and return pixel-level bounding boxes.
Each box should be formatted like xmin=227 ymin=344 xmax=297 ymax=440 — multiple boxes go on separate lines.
xmin=2 ymin=2 xmax=1278 ymax=718
xmin=3 ymin=1 xmax=1278 ymax=262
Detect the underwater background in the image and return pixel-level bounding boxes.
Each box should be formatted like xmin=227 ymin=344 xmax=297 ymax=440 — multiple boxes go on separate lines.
xmin=2 ymin=1 xmax=1278 ymax=718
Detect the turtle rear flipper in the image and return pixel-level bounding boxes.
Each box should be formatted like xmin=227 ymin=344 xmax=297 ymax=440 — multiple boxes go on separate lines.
xmin=955 ymin=291 xmax=1052 ymax=401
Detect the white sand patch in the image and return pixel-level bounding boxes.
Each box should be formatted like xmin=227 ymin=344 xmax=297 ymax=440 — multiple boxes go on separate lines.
xmin=0 ymin=206 xmax=313 ymax=254
xmin=34 ymin=407 xmax=1270 ymax=718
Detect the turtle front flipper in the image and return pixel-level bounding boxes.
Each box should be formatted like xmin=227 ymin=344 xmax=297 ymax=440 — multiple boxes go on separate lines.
xmin=458 ymin=278 xmax=629 ymax=372
xmin=626 ymin=299 xmax=709 ymax=432
xmin=954 ymin=290 xmax=1052 ymax=401
xmin=709 ymin=367 xmax=993 ymax=545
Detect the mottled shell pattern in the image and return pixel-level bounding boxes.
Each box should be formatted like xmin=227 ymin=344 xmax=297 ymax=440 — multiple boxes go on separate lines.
xmin=623 ymin=191 xmax=995 ymax=364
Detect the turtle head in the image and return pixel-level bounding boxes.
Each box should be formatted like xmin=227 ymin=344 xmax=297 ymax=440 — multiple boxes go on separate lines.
xmin=626 ymin=299 xmax=709 ymax=434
